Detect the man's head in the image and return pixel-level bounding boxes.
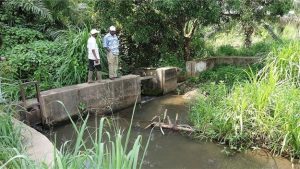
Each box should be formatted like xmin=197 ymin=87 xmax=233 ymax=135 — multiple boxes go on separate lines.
xmin=90 ymin=29 xmax=100 ymax=37
xmin=109 ymin=26 xmax=116 ymax=35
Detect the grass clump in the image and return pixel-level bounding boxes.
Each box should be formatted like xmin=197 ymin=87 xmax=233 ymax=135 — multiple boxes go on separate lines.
xmin=190 ymin=41 xmax=300 ymax=158
xmin=194 ymin=64 xmax=262 ymax=87
xmin=213 ymin=41 xmax=275 ymax=57
xmin=0 ymin=106 xmax=37 ymax=168
xmin=53 ymin=101 xmax=149 ymax=169
xmin=0 ymin=101 xmax=148 ymax=169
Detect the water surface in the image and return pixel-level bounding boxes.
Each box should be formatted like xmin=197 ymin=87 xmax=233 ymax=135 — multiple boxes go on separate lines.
xmin=49 ymin=95 xmax=296 ymax=169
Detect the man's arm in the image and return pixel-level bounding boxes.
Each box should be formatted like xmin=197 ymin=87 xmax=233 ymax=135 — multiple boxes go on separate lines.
xmin=92 ymin=49 xmax=99 ymax=63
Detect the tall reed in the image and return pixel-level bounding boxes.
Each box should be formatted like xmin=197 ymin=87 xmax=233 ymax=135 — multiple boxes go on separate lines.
xmin=53 ymin=100 xmax=150 ymax=169
xmin=56 ymin=27 xmax=108 ymax=86
xmin=1 ymin=100 xmax=149 ymax=169
xmin=0 ymin=105 xmax=37 ymax=168
xmin=190 ymin=41 xmax=300 ymax=158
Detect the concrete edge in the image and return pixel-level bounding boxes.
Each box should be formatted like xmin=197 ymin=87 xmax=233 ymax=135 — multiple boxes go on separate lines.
xmin=13 ymin=119 xmax=55 ymax=168
xmin=192 ymin=56 xmax=261 ymax=62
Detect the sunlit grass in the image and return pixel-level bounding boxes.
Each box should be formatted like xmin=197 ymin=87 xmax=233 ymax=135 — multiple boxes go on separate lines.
xmin=190 ymin=41 xmax=300 ymax=158
xmin=53 ymin=100 xmax=150 ymax=169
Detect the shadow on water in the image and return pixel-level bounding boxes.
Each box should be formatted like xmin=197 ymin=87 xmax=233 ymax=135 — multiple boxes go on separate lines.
xmin=47 ymin=94 xmax=297 ymax=169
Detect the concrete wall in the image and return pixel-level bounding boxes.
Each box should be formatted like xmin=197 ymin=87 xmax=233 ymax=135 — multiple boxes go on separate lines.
xmin=135 ymin=67 xmax=178 ymax=95
xmin=39 ymin=75 xmax=141 ymax=125
xmin=13 ymin=119 xmax=55 ymax=167
xmin=157 ymin=67 xmax=178 ymax=94
xmin=186 ymin=57 xmax=260 ymax=76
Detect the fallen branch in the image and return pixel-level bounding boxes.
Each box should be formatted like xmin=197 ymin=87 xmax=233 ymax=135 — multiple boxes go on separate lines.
xmin=145 ymin=109 xmax=195 ymax=134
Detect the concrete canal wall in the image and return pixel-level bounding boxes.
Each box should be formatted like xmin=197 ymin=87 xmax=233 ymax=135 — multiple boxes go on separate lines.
xmin=186 ymin=57 xmax=260 ymax=76
xmin=40 ymin=75 xmax=141 ymax=125
xmin=13 ymin=119 xmax=55 ymax=167
xmin=135 ymin=67 xmax=178 ymax=95
xmin=18 ymin=67 xmax=178 ymax=125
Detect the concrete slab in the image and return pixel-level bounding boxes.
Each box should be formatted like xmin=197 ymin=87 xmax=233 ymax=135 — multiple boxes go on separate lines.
xmin=39 ymin=75 xmax=141 ymax=125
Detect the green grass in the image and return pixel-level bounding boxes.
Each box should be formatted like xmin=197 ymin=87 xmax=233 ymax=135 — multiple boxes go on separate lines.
xmin=0 ymin=100 xmax=149 ymax=169
xmin=0 ymin=105 xmax=37 ymax=168
xmin=52 ymin=100 xmax=150 ymax=169
xmin=190 ymin=64 xmax=262 ymax=87
xmin=190 ymin=41 xmax=300 ymax=159
xmin=0 ymin=27 xmax=109 ymax=101
xmin=214 ymin=42 xmax=271 ymax=57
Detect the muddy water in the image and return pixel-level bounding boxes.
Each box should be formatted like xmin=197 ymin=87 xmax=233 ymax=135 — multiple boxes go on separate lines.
xmin=48 ymin=95 xmax=295 ymax=169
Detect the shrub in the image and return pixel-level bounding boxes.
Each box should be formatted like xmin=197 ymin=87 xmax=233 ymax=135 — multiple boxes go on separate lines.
xmin=159 ymin=52 xmax=185 ymax=69
xmin=239 ymin=41 xmax=273 ymax=56
xmin=0 ymin=40 xmax=64 ymax=100
xmin=3 ymin=40 xmax=63 ymax=81
xmin=215 ymin=45 xmax=238 ymax=56
xmin=213 ymin=41 xmax=276 ymax=57
xmin=1 ymin=27 xmax=110 ymax=101
xmin=192 ymin=36 xmax=215 ymax=58
xmin=0 ymin=25 xmax=44 ymax=51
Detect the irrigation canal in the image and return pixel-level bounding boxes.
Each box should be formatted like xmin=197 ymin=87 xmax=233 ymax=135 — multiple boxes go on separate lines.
xmin=47 ymin=94 xmax=297 ymax=169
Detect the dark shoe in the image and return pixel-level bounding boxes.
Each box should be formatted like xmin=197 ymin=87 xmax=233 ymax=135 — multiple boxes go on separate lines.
xmin=110 ymin=77 xmax=115 ymax=80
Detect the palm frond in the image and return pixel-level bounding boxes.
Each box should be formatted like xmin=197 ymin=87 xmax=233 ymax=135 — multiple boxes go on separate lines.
xmin=5 ymin=0 xmax=53 ymax=21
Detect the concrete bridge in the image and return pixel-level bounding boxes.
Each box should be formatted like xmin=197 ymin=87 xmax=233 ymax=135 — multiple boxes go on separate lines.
xmin=20 ymin=67 xmax=178 ymax=126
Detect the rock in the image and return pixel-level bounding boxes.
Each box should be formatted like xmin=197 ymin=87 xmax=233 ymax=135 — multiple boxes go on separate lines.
xmin=182 ymin=89 xmax=199 ymax=100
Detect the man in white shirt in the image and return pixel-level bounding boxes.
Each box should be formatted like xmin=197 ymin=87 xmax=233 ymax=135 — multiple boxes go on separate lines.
xmin=87 ymin=29 xmax=101 ymax=83
xmin=103 ymin=26 xmax=120 ymax=80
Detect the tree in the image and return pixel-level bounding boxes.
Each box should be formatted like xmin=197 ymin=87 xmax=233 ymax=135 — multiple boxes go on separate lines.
xmin=95 ymin=0 xmax=174 ymax=68
xmin=95 ymin=0 xmax=221 ymax=65
xmin=0 ymin=35 xmax=2 ymax=48
xmin=152 ymin=0 xmax=221 ymax=61
xmin=220 ymin=0 xmax=293 ymax=47
xmin=2 ymin=0 xmax=53 ymax=24
xmin=43 ymin=0 xmax=98 ymax=29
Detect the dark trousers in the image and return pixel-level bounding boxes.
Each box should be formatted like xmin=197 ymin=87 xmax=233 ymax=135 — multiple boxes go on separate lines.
xmin=88 ymin=59 xmax=101 ymax=71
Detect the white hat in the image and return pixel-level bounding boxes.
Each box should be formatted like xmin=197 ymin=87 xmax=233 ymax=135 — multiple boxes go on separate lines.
xmin=90 ymin=29 xmax=99 ymax=34
xmin=109 ymin=26 xmax=116 ymax=31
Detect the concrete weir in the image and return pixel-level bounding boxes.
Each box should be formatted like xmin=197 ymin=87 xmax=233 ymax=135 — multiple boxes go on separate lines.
xmin=135 ymin=67 xmax=178 ymax=95
xmin=186 ymin=57 xmax=260 ymax=77
xmin=39 ymin=75 xmax=141 ymax=125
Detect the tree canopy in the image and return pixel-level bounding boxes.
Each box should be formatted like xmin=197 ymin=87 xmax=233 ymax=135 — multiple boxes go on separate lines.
xmin=0 ymin=0 xmax=295 ymax=70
